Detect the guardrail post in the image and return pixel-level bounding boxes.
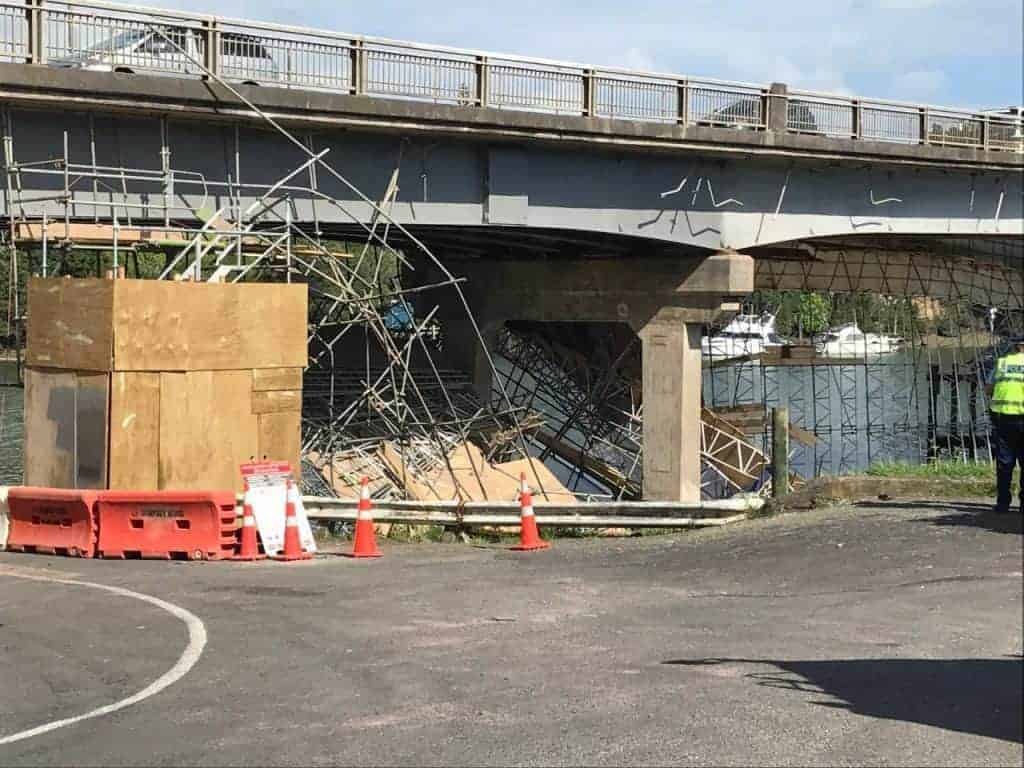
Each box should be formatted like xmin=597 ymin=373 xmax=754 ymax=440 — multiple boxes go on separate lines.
xmin=851 ymin=99 xmax=861 ymax=139
xmin=201 ymin=19 xmax=219 ymax=79
xmin=919 ymin=107 xmax=929 ymax=144
xmin=677 ymin=79 xmax=689 ymax=126
xmin=349 ymin=39 xmax=367 ymax=95
xmin=980 ymin=114 xmax=989 ymax=150
xmin=475 ymin=55 xmax=489 ymax=108
xmin=582 ymin=68 xmax=596 ymax=117
xmin=772 ymin=406 xmax=789 ymax=499
xmin=768 ymin=82 xmax=787 ymax=132
xmin=24 ymin=0 xmax=44 ymax=65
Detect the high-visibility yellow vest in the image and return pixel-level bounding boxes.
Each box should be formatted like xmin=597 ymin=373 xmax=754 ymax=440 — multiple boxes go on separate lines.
xmin=992 ymin=352 xmax=1024 ymax=415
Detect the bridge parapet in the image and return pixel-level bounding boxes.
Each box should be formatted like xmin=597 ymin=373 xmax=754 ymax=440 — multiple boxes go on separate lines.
xmin=0 ymin=0 xmax=1020 ymax=155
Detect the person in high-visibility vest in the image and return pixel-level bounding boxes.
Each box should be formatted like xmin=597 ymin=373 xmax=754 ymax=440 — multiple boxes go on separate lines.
xmin=988 ymin=338 xmax=1024 ymax=514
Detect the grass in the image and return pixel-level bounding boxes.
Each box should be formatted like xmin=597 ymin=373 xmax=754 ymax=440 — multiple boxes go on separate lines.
xmin=865 ymin=460 xmax=996 ymax=480
xmin=863 ymin=459 xmax=1021 ymax=499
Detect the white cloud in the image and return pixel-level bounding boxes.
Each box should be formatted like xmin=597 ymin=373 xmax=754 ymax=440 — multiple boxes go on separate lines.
xmin=617 ymin=47 xmax=658 ymax=74
xmin=892 ymin=70 xmax=948 ymax=100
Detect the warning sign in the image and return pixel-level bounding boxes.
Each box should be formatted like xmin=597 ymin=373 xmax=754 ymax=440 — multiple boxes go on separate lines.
xmin=240 ymin=462 xmax=317 ymax=556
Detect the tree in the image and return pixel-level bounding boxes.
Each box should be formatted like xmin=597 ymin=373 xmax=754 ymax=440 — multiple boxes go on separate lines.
xmin=795 ymin=293 xmax=831 ymax=336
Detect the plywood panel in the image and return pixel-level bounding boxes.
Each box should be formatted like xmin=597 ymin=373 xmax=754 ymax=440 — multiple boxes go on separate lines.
xmin=26 ymin=278 xmax=114 ymax=371
xmin=159 ymin=370 xmax=258 ymax=492
xmin=112 ymin=281 xmax=307 ymax=371
xmin=257 ymin=412 xmax=301 ymax=474
xmin=210 ymin=370 xmax=260 ymax=493
xmin=109 ymin=372 xmax=160 ymax=490
xmin=157 ymin=372 xmax=192 ymax=490
xmin=252 ymin=367 xmax=303 ymax=391
xmin=75 ymin=373 xmax=109 ymax=489
xmin=23 ymin=368 xmax=77 ymax=487
xmin=251 ymin=389 xmax=302 ymax=414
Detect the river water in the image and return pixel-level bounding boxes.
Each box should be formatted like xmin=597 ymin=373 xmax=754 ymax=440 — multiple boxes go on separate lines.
xmin=0 ymin=362 xmax=24 ymax=485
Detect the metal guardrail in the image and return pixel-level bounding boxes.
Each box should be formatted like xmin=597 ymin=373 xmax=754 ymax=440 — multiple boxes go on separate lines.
xmin=298 ymin=496 xmax=763 ymax=529
xmin=0 ymin=0 xmax=1021 ymax=152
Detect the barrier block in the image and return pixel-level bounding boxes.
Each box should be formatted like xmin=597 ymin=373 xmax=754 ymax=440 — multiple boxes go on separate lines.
xmin=6 ymin=487 xmax=99 ymax=557
xmin=96 ymin=490 xmax=239 ymax=561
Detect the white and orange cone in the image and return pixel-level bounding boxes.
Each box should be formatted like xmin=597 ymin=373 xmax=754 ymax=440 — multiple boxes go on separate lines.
xmin=274 ymin=480 xmax=313 ymax=561
xmin=512 ymin=472 xmax=550 ymax=551
xmin=232 ymin=482 xmax=266 ymax=561
xmin=346 ymin=476 xmax=382 ymax=559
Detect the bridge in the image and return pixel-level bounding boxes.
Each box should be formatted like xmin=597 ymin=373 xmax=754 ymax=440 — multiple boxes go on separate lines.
xmin=1 ymin=0 xmax=1023 ymax=501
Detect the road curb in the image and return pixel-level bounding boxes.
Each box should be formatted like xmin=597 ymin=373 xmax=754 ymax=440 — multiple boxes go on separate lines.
xmin=766 ymin=475 xmax=994 ymax=513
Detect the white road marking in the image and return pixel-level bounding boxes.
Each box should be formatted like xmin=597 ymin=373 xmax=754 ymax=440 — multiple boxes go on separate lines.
xmin=0 ymin=567 xmax=207 ymax=747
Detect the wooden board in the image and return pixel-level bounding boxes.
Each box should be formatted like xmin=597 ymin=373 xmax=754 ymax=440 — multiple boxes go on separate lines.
xmin=159 ymin=370 xmax=258 ymax=492
xmin=108 ymin=372 xmax=161 ymax=490
xmin=490 ymin=457 xmax=575 ymax=503
xmin=253 ymin=367 xmax=303 ymax=392
xmin=15 ymin=221 xmax=191 ymax=246
xmin=251 ymin=389 xmax=302 ymax=414
xmin=379 ymin=440 xmax=573 ymax=503
xmin=23 ymin=368 xmax=77 ymax=487
xmin=75 ymin=373 xmax=109 ymax=489
xmin=112 ymin=281 xmax=307 ymax=371
xmin=257 ymin=412 xmax=302 ymax=475
xmin=26 ymin=278 xmax=114 ymax=371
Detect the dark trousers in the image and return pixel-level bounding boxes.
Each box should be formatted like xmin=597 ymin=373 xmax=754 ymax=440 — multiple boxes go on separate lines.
xmin=992 ymin=413 xmax=1024 ymax=511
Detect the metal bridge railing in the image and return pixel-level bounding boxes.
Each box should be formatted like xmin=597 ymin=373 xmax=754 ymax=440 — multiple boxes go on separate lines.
xmin=1 ymin=0 xmax=1021 ymax=153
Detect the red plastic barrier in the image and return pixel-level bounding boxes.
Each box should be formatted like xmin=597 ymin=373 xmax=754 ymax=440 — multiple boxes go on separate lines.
xmin=96 ymin=490 xmax=239 ymax=561
xmin=6 ymin=487 xmax=99 ymax=557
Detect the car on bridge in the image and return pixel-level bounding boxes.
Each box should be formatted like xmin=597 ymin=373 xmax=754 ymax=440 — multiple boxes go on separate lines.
xmin=704 ymin=98 xmax=818 ymax=133
xmin=49 ymin=25 xmax=279 ymax=85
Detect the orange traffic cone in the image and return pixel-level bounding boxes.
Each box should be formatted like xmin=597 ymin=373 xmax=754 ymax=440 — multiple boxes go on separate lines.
xmin=512 ymin=473 xmax=550 ymax=551
xmin=274 ymin=480 xmax=313 ymax=561
xmin=346 ymin=477 xmax=382 ymax=558
xmin=232 ymin=482 xmax=266 ymax=561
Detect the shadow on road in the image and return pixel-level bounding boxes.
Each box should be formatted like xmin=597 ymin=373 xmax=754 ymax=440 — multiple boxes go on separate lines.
xmin=662 ymin=657 xmax=1023 ymax=744
xmin=853 ymin=500 xmax=1023 ymax=535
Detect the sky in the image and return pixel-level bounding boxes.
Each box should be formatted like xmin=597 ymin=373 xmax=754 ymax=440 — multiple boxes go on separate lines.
xmin=156 ymin=0 xmax=1022 ymax=109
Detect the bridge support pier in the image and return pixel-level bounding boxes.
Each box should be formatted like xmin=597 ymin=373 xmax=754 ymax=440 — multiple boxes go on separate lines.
xmin=636 ymin=311 xmax=704 ymax=502
xmin=430 ymin=251 xmax=754 ymax=501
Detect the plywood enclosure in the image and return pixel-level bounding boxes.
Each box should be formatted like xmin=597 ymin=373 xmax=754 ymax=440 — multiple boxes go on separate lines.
xmin=25 ymin=278 xmax=307 ymax=492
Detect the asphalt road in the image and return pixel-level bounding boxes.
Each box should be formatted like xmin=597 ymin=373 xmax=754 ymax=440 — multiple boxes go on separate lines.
xmin=1 ymin=501 xmax=1021 ymax=766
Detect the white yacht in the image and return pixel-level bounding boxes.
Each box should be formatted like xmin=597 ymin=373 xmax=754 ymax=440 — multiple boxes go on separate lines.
xmin=702 ymin=313 xmax=787 ymax=360
xmin=814 ymin=322 xmax=903 ymax=357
